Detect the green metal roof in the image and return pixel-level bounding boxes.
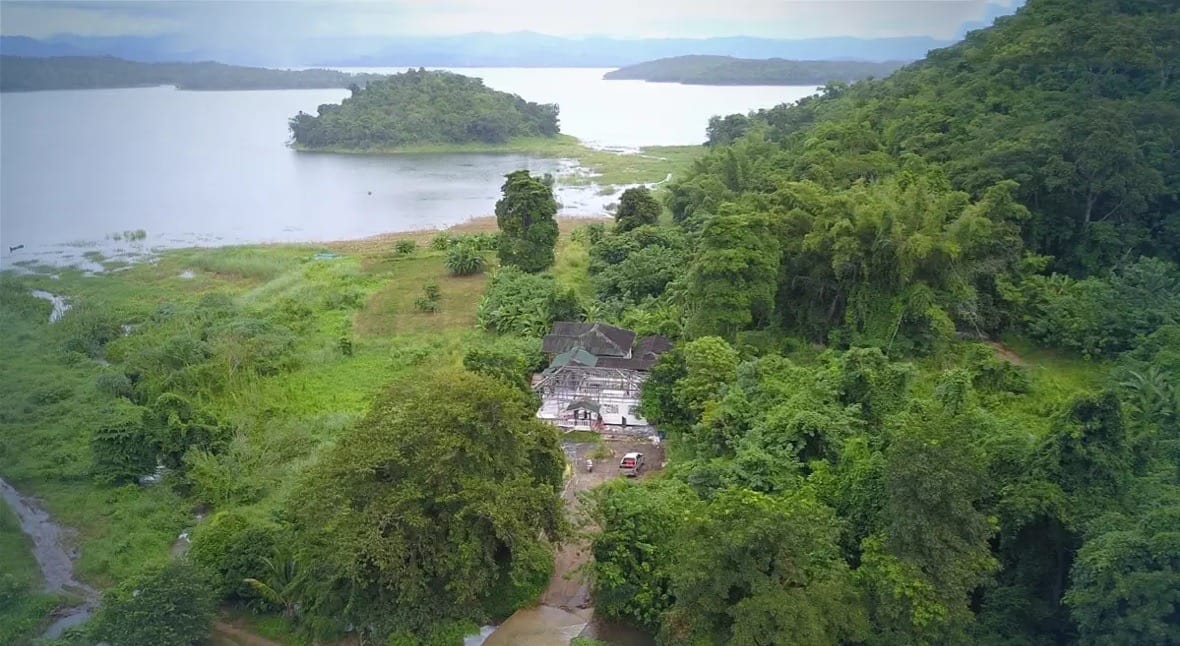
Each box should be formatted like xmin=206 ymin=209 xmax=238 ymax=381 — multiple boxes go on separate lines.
xmin=566 ymin=400 xmax=601 ymax=413
xmin=549 ymin=347 xmax=598 ymax=368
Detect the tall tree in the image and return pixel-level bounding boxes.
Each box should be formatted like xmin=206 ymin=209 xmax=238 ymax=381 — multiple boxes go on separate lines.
xmin=663 ymin=489 xmax=868 ymax=646
xmin=683 ymin=208 xmax=781 ymax=339
xmin=614 ymin=186 xmax=662 ymax=232
xmin=496 ymin=170 xmax=559 ymax=273
xmin=1065 ymin=501 xmax=1180 ymax=645
xmin=287 ymin=368 xmax=565 ymax=637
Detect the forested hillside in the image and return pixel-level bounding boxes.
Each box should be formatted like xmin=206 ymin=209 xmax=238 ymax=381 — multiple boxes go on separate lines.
xmin=689 ymin=0 xmax=1179 ymax=277
xmin=0 ymin=56 xmax=383 ymax=91
xmin=603 ymin=55 xmax=906 ymax=85
xmin=288 ymin=69 xmax=560 ymax=150
xmin=572 ymin=0 xmax=1180 ymax=644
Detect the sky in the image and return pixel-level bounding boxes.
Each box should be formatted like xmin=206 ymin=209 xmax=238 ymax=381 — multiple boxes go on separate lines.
xmin=1 ymin=0 xmax=1023 ymax=41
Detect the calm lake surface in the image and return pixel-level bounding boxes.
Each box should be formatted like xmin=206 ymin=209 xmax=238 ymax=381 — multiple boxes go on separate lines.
xmin=0 ymin=68 xmax=816 ymax=269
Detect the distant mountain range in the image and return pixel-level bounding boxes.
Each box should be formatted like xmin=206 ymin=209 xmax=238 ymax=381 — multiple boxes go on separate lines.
xmin=0 ymin=3 xmax=1022 ymax=68
xmin=1 ymin=33 xmax=950 ymax=68
xmin=0 ymin=56 xmax=383 ymax=92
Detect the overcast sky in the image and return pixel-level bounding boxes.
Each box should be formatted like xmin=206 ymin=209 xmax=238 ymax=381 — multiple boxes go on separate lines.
xmin=2 ymin=0 xmax=1022 ymax=40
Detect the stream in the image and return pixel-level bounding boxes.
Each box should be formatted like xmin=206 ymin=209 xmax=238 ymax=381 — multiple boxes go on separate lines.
xmin=0 ymin=477 xmax=99 ymax=641
xmin=31 ymin=290 xmax=70 ymax=323
xmin=3 ymin=292 xmax=95 ymax=640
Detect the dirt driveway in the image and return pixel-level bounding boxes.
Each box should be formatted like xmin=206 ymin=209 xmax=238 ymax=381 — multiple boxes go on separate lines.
xmin=483 ymin=437 xmax=663 ymax=646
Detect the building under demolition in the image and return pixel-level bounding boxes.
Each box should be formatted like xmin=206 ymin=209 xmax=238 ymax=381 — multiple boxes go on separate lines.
xmin=532 ymin=322 xmax=671 ymax=432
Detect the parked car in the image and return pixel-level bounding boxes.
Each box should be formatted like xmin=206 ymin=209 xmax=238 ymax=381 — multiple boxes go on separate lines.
xmin=619 ymin=452 xmax=645 ymax=477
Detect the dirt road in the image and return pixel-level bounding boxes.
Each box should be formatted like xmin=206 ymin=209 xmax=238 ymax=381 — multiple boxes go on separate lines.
xmin=482 ymin=438 xmax=662 ymax=646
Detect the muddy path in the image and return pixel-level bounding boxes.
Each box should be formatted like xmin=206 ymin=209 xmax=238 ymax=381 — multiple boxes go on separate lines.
xmin=0 ymin=476 xmax=99 ymax=640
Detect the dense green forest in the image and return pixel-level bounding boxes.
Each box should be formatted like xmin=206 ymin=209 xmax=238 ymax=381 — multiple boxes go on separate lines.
xmin=574 ymin=0 xmax=1180 ymax=644
xmin=0 ymin=56 xmax=384 ymax=91
xmin=288 ymin=69 xmax=560 ymax=150
xmin=603 ymin=55 xmax=906 ymax=85
xmin=2 ymin=0 xmax=1179 ymax=644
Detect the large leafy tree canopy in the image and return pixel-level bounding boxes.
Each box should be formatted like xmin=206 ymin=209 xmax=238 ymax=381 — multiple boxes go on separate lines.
xmin=286 ymin=368 xmax=565 ymax=636
xmin=614 ymin=186 xmax=662 ymax=232
xmin=289 ymin=69 xmax=560 ymax=149
xmin=89 ymin=561 xmax=216 ymax=646
xmin=496 ymin=170 xmax=560 ymax=273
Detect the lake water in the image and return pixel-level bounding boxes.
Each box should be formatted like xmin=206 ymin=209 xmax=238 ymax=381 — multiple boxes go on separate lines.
xmin=0 ymin=68 xmax=816 ymax=270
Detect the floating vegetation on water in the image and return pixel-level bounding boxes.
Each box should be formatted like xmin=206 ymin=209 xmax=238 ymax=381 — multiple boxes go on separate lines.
xmin=108 ymin=229 xmax=148 ymax=242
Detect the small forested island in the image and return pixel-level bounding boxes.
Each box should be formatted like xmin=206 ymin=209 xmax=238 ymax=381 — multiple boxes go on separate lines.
xmin=0 ymin=55 xmax=383 ymax=92
xmin=288 ymin=69 xmax=561 ymax=152
xmin=603 ymin=54 xmax=907 ymax=85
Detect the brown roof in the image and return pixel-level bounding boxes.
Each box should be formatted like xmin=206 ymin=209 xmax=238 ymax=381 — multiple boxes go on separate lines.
xmin=596 ymin=336 xmax=673 ymax=371
xmin=636 ymin=336 xmax=673 ymax=357
xmin=542 ymin=322 xmax=636 ymax=358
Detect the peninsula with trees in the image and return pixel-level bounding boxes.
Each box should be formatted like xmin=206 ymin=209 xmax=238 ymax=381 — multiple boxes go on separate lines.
xmin=288 ymin=68 xmax=561 ymax=153
xmin=0 ymin=55 xmax=384 ymax=92
xmin=602 ymin=54 xmax=907 ymax=85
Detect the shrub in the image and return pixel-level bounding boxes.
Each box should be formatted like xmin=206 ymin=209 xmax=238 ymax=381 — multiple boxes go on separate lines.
xmin=431 ymin=231 xmax=455 ymax=250
xmin=207 ymin=318 xmax=298 ymax=376
xmin=571 ymin=223 xmax=607 ymax=246
xmin=1002 ymin=257 xmax=1180 ymax=358
xmin=415 ymin=282 xmax=441 ymax=313
xmin=395 ymin=239 xmax=417 ymax=255
xmin=414 ymin=296 xmax=439 ymax=313
xmin=91 ymin=399 xmax=155 ymax=484
xmin=95 ymin=371 xmax=134 ymax=398
xmin=0 ymin=279 xmax=52 ymax=320
xmin=476 ymin=267 xmax=579 ymax=337
xmin=445 ymin=243 xmax=486 ymax=276
xmin=58 ymin=304 xmax=123 ymax=358
xmin=147 ymin=393 xmax=230 ymax=470
xmin=462 ymin=336 xmax=545 ymax=391
xmin=89 ymin=561 xmax=216 ymax=646
xmin=461 ymin=232 xmax=499 ymax=251
xmin=189 ymin=510 xmax=280 ymax=601
xmin=184 ymin=435 xmax=267 ymax=507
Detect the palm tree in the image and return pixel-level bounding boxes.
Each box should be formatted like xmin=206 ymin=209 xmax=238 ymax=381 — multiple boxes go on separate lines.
xmin=1119 ymin=366 xmax=1176 ymax=424
xmin=244 ymin=556 xmax=306 ymax=621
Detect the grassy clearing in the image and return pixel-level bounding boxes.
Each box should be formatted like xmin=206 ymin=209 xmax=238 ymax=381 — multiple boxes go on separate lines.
xmin=562 ymin=431 xmax=603 ymax=444
xmin=354 ymin=252 xmax=490 ymax=337
xmin=552 ymin=234 xmax=593 ymax=304
xmin=567 ymin=145 xmax=704 ymax=187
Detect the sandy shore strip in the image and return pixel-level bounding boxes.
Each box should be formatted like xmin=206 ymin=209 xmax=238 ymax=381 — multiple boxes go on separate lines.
xmin=326 ymin=214 xmax=611 ymax=254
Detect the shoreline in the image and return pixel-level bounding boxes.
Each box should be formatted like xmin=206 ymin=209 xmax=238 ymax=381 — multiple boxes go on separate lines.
xmin=0 ymin=215 xmax=612 ymax=275
xmin=291 ymin=134 xmax=586 ymax=156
